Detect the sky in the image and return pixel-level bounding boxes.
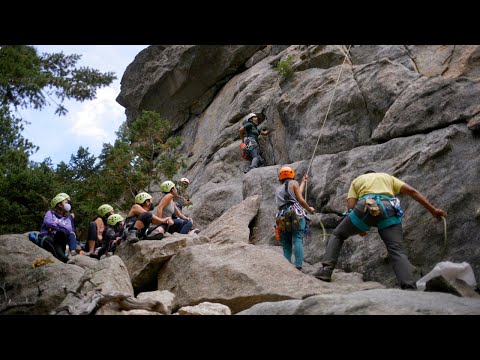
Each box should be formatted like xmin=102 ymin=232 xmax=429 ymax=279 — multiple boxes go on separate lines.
xmin=19 ymin=45 xmax=149 ymax=165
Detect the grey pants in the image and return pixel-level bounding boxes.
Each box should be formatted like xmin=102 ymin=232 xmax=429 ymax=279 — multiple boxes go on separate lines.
xmin=246 ymin=138 xmax=264 ymax=171
xmin=323 ymin=199 xmax=416 ymax=289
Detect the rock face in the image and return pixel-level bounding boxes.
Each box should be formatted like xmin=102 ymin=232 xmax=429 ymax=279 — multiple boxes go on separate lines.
xmin=56 ymin=255 xmax=134 ymax=313
xmin=117 ymin=45 xmax=265 ymax=128
xmin=238 ymin=288 xmax=480 ymax=315
xmin=114 ymin=236 xmax=190 ymax=292
xmin=0 ymin=235 xmax=83 ymax=314
xmin=157 ymin=242 xmax=384 ymax=313
xmin=201 ymin=195 xmax=261 ymax=244
xmin=119 ymin=45 xmax=480 ymax=287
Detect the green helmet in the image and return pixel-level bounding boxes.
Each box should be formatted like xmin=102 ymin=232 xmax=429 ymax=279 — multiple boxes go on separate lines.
xmin=160 ymin=181 xmax=176 ymax=193
xmin=107 ymin=214 xmax=124 ymax=226
xmin=56 ymin=192 xmax=70 ymax=200
xmin=50 ymin=193 xmax=69 ymax=208
xmin=97 ymin=204 xmax=114 ymax=217
xmin=135 ymin=192 xmax=152 ymax=204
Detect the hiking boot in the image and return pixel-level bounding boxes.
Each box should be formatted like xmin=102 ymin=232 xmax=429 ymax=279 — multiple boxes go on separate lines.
xmin=314 ymin=266 xmax=333 ymax=282
xmin=146 ymin=232 xmax=164 ymax=240
xmin=126 ymin=230 xmax=139 ymax=243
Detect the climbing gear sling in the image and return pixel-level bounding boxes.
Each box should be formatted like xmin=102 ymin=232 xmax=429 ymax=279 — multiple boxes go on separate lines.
xmin=349 ymin=194 xmax=403 ymax=231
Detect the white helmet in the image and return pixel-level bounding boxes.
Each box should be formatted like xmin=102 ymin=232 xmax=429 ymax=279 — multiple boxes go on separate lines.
xmin=244 ymin=113 xmax=257 ymax=122
xmin=180 ymin=177 xmax=190 ymax=185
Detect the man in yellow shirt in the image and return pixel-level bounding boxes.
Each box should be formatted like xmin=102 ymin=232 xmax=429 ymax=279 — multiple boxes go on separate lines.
xmin=314 ymin=171 xmax=447 ymax=290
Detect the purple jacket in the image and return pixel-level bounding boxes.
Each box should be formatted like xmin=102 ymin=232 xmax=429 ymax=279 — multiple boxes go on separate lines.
xmin=39 ymin=210 xmax=74 ymax=237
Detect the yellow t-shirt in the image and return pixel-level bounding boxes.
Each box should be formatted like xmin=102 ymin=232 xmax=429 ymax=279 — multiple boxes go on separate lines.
xmin=347 ymin=173 xmax=405 ymax=199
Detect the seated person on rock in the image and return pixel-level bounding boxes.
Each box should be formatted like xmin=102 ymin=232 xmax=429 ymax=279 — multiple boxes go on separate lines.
xmin=125 ymin=192 xmax=173 ymax=243
xmin=86 ymin=204 xmax=114 ymax=254
xmin=156 ymin=181 xmax=200 ymax=235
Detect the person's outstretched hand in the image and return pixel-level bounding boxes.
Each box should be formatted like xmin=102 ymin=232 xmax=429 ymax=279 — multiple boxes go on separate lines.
xmin=431 ymin=208 xmax=447 ymax=221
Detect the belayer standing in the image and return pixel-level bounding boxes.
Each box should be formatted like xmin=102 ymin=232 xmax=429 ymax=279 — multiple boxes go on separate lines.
xmin=240 ymin=113 xmax=269 ymax=173
xmin=314 ymin=171 xmax=447 ymax=289
xmin=275 ymin=167 xmax=315 ymax=271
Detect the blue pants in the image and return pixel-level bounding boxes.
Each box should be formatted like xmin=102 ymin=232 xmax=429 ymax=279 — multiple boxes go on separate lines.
xmin=280 ymin=217 xmax=306 ymax=268
xmin=168 ymin=218 xmax=192 ymax=234
xmin=67 ymin=232 xmax=77 ymax=251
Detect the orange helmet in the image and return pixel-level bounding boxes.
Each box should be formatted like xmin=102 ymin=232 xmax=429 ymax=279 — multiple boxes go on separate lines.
xmin=279 ymin=166 xmax=295 ymax=180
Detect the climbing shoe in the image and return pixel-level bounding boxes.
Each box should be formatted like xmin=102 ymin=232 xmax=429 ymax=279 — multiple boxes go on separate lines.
xmin=147 ymin=232 xmax=164 ymax=240
xmin=126 ymin=230 xmax=139 ymax=243
xmin=314 ymin=266 xmax=333 ymax=282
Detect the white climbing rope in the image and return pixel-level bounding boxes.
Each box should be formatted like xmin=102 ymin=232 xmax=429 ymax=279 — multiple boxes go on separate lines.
xmin=305 ymin=45 xmax=352 ymax=187
xmin=304 ymin=45 xmax=352 ymax=242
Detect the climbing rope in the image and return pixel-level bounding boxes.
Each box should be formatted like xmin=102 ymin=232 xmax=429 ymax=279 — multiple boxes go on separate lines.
xmin=314 ymin=215 xmax=448 ymax=260
xmin=303 ymin=45 xmax=352 ymax=243
xmin=441 ymin=216 xmax=448 ymax=259
xmin=305 ymin=44 xmax=352 ymax=196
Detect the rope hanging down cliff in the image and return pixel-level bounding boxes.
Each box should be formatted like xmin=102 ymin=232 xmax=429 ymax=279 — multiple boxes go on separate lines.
xmin=302 ymin=46 xmax=447 ymax=257
xmin=305 ymin=45 xmax=352 ymax=242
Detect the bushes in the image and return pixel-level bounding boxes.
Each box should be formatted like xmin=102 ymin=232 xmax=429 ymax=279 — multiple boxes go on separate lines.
xmin=274 ymin=55 xmax=294 ymax=79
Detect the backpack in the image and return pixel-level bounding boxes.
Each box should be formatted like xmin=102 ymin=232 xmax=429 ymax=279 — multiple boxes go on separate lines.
xmin=28 ymin=232 xmax=47 ymax=247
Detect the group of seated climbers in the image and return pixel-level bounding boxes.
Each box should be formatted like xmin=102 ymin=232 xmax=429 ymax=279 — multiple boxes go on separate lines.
xmin=125 ymin=179 xmax=200 ymax=243
xmin=29 ymin=179 xmax=199 ymax=262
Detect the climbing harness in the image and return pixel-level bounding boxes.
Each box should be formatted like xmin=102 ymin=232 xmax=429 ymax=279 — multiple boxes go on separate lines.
xmin=275 ymin=180 xmax=304 ymax=233
xmin=349 ymin=194 xmax=402 ymax=231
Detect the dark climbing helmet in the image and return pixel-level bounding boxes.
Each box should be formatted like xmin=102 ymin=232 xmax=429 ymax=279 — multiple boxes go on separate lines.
xmin=279 ymin=166 xmax=295 ymax=180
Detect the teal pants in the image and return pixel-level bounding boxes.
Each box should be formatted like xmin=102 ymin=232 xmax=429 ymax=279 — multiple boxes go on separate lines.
xmin=280 ymin=217 xmax=306 ymax=268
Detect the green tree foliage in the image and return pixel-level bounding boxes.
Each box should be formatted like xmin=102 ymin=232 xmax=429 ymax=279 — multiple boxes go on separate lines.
xmin=98 ymin=111 xmax=185 ymax=208
xmin=99 ymin=140 xmax=141 ymax=204
xmin=129 ymin=110 xmax=185 ymax=192
xmin=0 ymin=108 xmax=56 ymax=233
xmin=0 ymin=45 xmax=116 ymax=115
xmin=53 ymin=147 xmax=102 ymax=239
xmin=0 ymin=45 xmax=116 ymax=235
xmin=0 ymin=106 xmax=38 ymax=163
xmin=0 ymin=46 xmax=187 ymax=239
xmin=0 ymin=159 xmax=57 ymax=234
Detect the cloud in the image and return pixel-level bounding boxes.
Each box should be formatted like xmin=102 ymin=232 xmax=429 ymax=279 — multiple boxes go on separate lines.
xmin=21 ymin=45 xmax=148 ymax=165
xmin=69 ymin=87 xmax=124 ymax=143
